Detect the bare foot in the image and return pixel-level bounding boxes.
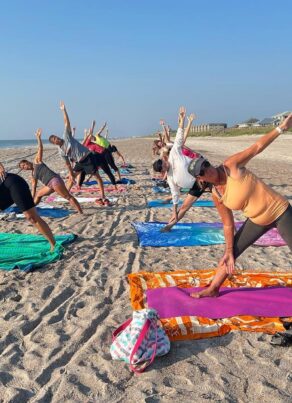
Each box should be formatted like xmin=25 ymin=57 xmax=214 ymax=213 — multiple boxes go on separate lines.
xmin=190 ymin=287 xmax=219 ymax=298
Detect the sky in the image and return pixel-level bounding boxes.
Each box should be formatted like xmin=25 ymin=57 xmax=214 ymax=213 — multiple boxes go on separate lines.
xmin=0 ymin=0 xmax=291 ymax=139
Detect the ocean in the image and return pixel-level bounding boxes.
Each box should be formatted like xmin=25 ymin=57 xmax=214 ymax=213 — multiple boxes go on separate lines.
xmin=0 ymin=139 xmax=53 ymax=149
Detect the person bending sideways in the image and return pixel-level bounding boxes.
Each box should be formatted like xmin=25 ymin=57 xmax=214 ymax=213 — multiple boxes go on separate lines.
xmin=19 ymin=129 xmax=82 ymax=214
xmin=49 ymin=102 xmax=117 ymax=205
xmin=89 ymin=121 xmax=123 ymax=181
xmin=0 ymin=162 xmax=55 ymax=250
xmin=153 ymin=106 xmax=210 ymax=232
xmin=187 ymin=113 xmax=292 ymax=298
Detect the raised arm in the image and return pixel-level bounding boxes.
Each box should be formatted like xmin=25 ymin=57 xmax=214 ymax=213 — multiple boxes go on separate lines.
xmin=96 ymin=122 xmax=107 ymax=137
xmin=89 ymin=120 xmax=96 ymax=136
xmin=184 ymin=113 xmax=196 ymax=144
xmin=34 ymin=129 xmax=43 ymax=164
xmin=60 ymin=101 xmax=72 ymax=135
xmin=178 ymin=106 xmax=186 ymax=129
xmin=160 ymin=120 xmax=171 ymax=143
xmin=225 ymin=114 xmax=292 ymax=175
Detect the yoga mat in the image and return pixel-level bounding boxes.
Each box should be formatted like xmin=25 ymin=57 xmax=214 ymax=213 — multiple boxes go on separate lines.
xmin=132 ymin=221 xmax=286 ymax=247
xmin=152 ymin=187 xmax=189 ymax=194
xmin=47 ymin=195 xmax=117 ymax=204
xmin=146 ymin=286 xmax=292 ymax=319
xmin=129 ymin=270 xmax=292 ymax=341
xmin=148 ymin=199 xmax=215 ymax=208
xmin=0 ymin=233 xmax=76 ymax=272
xmin=84 ymin=178 xmax=133 ymax=186
xmin=71 ymin=186 xmax=126 ymax=193
xmin=5 ymin=205 xmax=71 ymax=218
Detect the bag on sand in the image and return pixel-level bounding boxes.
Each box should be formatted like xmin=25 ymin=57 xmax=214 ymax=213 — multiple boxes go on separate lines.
xmin=110 ymin=308 xmax=170 ymax=373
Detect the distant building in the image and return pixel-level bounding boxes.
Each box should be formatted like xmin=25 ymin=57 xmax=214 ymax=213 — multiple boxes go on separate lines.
xmin=237 ymin=118 xmax=260 ymax=128
xmin=191 ymin=123 xmax=227 ymax=133
xmin=258 ymin=117 xmax=275 ymax=126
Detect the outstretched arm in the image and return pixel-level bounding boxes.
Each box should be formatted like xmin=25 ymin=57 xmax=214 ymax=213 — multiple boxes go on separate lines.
xmin=184 ymin=113 xmax=195 ymax=144
xmin=116 ymin=150 xmax=125 ymax=165
xmin=160 ymin=120 xmax=170 ymax=144
xmin=213 ymin=194 xmax=235 ymax=274
xmin=225 ymin=114 xmax=292 ymax=175
xmin=31 ymin=178 xmax=38 ymax=198
xmin=96 ymin=122 xmax=107 ymax=137
xmin=0 ymin=162 xmax=6 ymax=182
xmin=178 ymin=106 xmax=186 ymax=129
xmin=34 ymin=129 xmax=43 ymax=164
xmin=89 ymin=120 xmax=96 ymax=136
xmin=60 ymin=101 xmax=72 ymax=135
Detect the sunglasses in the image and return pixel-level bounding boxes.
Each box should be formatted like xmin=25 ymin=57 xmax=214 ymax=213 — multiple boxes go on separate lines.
xmin=197 ymin=161 xmax=211 ymax=177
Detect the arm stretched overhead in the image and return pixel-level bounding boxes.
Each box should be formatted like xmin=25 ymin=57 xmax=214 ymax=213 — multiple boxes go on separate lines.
xmin=60 ymin=101 xmax=72 ymax=136
xmin=225 ymin=113 xmax=292 ymax=178
xmin=34 ymin=129 xmax=43 ymax=164
xmin=184 ymin=113 xmax=196 ymax=144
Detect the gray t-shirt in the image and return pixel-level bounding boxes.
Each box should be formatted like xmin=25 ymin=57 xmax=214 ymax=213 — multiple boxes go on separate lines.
xmin=59 ymin=127 xmax=90 ymax=163
xmin=33 ymin=162 xmax=57 ymax=185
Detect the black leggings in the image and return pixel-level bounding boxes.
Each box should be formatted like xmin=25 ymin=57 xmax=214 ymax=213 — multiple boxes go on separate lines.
xmin=0 ymin=173 xmax=35 ymax=212
xmin=104 ymin=149 xmax=119 ymax=172
xmin=233 ymin=204 xmax=292 ymax=259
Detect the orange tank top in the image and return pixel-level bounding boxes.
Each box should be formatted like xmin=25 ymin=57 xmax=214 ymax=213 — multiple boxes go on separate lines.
xmin=213 ymin=168 xmax=289 ymax=225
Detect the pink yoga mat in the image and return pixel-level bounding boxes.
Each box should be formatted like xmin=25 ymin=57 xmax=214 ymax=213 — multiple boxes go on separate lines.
xmin=71 ymin=186 xmax=126 ymax=193
xmin=146 ymin=286 xmax=292 ymax=319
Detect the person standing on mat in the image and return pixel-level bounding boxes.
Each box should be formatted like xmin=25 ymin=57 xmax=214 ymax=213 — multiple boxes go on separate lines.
xmin=91 ymin=121 xmax=123 ymax=182
xmin=49 ymin=102 xmax=117 ymax=206
xmin=0 ymin=162 xmax=56 ymax=250
xmin=19 ymin=129 xmax=82 ymax=214
xmin=187 ymin=113 xmax=292 ymax=298
xmin=152 ymin=107 xmax=209 ymax=232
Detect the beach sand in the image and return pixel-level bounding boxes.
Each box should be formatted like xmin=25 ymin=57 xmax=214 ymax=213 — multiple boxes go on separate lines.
xmin=0 ymin=135 xmax=292 ymax=402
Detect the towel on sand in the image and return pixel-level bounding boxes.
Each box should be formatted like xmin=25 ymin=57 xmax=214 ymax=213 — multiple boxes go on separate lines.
xmin=5 ymin=204 xmax=71 ymax=218
xmin=148 ymin=199 xmax=214 ymax=208
xmin=47 ymin=195 xmax=118 ymax=204
xmin=128 ymin=270 xmax=292 ymax=341
xmin=0 ymin=233 xmax=76 ymax=272
xmin=132 ymin=221 xmax=286 ymax=247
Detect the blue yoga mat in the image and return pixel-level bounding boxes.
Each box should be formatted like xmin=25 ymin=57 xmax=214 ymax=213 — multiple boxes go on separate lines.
xmin=132 ymin=222 xmax=284 ymax=247
xmin=132 ymin=221 xmax=224 ymax=247
xmin=5 ymin=206 xmax=71 ymax=218
xmin=148 ymin=199 xmax=215 ymax=208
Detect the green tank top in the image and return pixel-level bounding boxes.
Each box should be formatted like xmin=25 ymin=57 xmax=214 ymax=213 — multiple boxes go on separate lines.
xmin=95 ymin=136 xmax=110 ymax=148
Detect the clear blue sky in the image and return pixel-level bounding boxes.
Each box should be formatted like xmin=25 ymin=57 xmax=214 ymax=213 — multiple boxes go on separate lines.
xmin=0 ymin=0 xmax=291 ymax=139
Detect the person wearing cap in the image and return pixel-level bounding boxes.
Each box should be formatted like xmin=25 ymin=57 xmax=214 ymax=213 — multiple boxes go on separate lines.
xmin=187 ymin=113 xmax=292 ymax=298
xmin=152 ymin=107 xmax=208 ymax=231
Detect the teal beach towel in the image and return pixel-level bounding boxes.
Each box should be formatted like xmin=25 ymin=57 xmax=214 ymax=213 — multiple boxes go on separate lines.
xmin=0 ymin=233 xmax=76 ymax=272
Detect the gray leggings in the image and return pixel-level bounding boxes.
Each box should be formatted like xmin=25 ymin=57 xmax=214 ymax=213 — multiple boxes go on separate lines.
xmin=233 ymin=204 xmax=292 ymax=259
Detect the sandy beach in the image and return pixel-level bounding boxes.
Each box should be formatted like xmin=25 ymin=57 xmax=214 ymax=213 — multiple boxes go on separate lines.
xmin=0 ymin=135 xmax=292 ymax=402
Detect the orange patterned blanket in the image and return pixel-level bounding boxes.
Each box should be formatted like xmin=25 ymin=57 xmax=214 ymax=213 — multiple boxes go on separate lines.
xmin=128 ymin=270 xmax=292 ymax=341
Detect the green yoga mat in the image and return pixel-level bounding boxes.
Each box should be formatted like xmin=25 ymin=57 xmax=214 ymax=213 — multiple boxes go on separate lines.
xmin=0 ymin=233 xmax=76 ymax=272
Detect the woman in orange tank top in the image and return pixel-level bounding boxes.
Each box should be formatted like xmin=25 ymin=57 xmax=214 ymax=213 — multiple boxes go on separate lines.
xmin=187 ymin=113 xmax=292 ymax=298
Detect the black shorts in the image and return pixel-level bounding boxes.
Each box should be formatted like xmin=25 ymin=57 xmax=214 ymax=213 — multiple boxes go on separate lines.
xmin=73 ymin=153 xmax=99 ymax=175
xmin=0 ymin=173 xmax=35 ymax=212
